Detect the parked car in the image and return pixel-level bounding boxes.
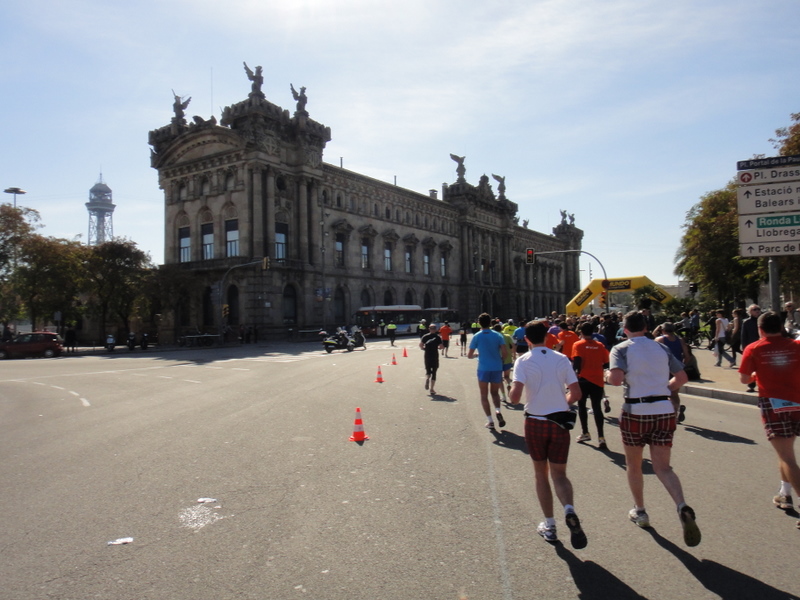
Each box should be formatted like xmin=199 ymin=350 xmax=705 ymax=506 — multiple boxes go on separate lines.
xmin=0 ymin=332 xmax=63 ymax=359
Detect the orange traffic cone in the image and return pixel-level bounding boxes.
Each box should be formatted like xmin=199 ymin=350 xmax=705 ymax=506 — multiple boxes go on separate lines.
xmin=402 ymin=347 xmax=408 ymax=358
xmin=375 ymin=366 xmax=385 ymax=383
xmin=391 ymin=353 xmax=397 ymax=365
xmin=349 ymin=407 xmax=369 ymax=442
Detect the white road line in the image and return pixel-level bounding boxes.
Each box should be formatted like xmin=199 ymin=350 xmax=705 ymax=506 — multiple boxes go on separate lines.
xmin=183 ymin=380 xmax=202 ymax=384
xmin=80 ymin=398 xmax=91 ymax=407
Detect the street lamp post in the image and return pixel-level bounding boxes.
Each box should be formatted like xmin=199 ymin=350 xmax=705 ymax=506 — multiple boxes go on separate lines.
xmin=4 ymin=187 xmax=27 ymax=271
xmin=4 ymin=187 xmax=26 ymax=209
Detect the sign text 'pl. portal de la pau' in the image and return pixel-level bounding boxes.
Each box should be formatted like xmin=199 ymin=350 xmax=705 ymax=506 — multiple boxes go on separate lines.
xmin=148 ymin=63 xmax=583 ymax=341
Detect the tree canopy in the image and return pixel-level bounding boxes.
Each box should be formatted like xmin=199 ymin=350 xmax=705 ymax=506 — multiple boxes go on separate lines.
xmin=675 ymin=112 xmax=800 ymax=307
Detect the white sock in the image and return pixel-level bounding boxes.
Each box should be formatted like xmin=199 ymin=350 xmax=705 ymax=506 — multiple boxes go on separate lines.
xmin=564 ymin=504 xmax=575 ymax=515
xmin=780 ymin=481 xmax=792 ymax=496
xmin=545 ymin=517 xmax=556 ymax=528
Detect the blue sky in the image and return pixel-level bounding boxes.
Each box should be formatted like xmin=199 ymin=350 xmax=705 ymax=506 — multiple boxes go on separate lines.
xmin=2 ymin=0 xmax=798 ymax=287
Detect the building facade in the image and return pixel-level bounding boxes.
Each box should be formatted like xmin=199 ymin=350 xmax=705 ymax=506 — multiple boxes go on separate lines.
xmin=148 ymin=69 xmax=583 ymax=341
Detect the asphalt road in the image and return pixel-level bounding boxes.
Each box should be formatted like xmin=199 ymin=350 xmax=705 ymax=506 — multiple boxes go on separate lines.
xmin=1 ymin=340 xmax=798 ymax=600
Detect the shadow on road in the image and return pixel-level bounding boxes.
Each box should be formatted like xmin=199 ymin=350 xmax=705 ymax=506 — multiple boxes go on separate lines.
xmin=489 ymin=429 xmax=528 ymax=453
xmin=554 ymin=543 xmax=648 ymax=599
xmin=645 ymin=528 xmax=795 ymax=599
xmin=679 ymin=424 xmax=757 ymax=445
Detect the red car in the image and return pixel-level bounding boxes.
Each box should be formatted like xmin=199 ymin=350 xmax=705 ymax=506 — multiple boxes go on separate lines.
xmin=0 ymin=332 xmax=63 ymax=359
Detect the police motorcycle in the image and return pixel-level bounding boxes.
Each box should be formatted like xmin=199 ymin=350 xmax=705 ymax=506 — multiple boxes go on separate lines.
xmin=320 ymin=326 xmax=366 ymax=353
xmin=105 ymin=333 xmax=116 ymax=352
xmin=140 ymin=333 xmax=149 ymax=350
xmin=127 ymin=332 xmax=137 ymax=351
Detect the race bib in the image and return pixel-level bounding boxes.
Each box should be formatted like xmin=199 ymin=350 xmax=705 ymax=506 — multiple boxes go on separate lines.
xmin=769 ymin=398 xmax=800 ymax=413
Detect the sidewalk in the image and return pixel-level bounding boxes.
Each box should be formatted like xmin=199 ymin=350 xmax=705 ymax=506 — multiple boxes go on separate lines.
xmin=681 ymin=343 xmax=756 ymax=406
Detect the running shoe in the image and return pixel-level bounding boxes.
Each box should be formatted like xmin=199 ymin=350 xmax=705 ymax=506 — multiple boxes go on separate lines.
xmin=597 ymin=437 xmax=607 ymax=450
xmin=773 ymin=494 xmax=794 ymax=510
xmin=679 ymin=505 xmax=701 ymax=547
xmin=537 ymin=522 xmax=558 ymax=542
xmin=565 ymin=512 xmax=587 ymax=549
xmin=576 ymin=433 xmax=591 ymax=442
xmin=496 ymin=412 xmax=506 ymax=428
xmin=628 ymin=508 xmax=650 ymax=528
xmin=603 ymin=398 xmax=610 ymax=413
xmin=424 ymin=378 xmax=429 ymax=390
xmin=485 ymin=422 xmax=496 ymax=430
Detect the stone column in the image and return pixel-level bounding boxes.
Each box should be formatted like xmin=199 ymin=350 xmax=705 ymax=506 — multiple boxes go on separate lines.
xmin=250 ymin=164 xmax=264 ymax=259
xmin=310 ymin=180 xmax=321 ymax=266
xmin=266 ymin=167 xmax=276 ymax=259
xmin=298 ymin=178 xmax=310 ymax=264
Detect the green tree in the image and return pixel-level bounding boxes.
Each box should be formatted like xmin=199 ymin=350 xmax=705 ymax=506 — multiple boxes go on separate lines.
xmin=83 ymin=240 xmax=152 ymax=334
xmin=0 ymin=204 xmax=41 ymax=326
xmin=674 ymin=183 xmax=764 ymax=306
xmin=771 ymin=112 xmax=800 ymax=299
xmin=15 ymin=235 xmax=88 ymax=331
xmin=771 ymin=111 xmax=800 ymax=156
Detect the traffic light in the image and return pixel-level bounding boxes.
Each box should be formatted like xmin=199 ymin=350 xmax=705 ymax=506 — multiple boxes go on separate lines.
xmin=262 ymin=256 xmax=270 ymax=270
xmin=689 ymin=282 xmax=698 ymax=294
xmin=222 ymin=304 xmax=230 ymax=318
xmin=598 ymin=292 xmax=607 ymax=309
xmin=526 ymin=248 xmax=535 ymax=264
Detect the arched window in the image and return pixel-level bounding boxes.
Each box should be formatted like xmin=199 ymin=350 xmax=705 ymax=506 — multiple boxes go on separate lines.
xmin=227 ymin=285 xmax=240 ymax=326
xmin=440 ymin=291 xmax=449 ymax=307
xmin=360 ymin=289 xmax=371 ymax=307
xmin=405 ymin=290 xmax=414 ymax=305
xmin=383 ymin=289 xmax=394 ymax=305
xmin=423 ymin=292 xmax=432 ymax=309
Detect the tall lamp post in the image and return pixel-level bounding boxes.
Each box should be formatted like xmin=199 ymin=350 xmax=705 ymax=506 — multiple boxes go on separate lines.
xmin=4 ymin=187 xmax=26 ymax=209
xmin=4 ymin=187 xmax=27 ymax=270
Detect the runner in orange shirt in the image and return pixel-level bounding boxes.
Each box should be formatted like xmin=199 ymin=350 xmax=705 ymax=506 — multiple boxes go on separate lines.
xmin=439 ymin=321 xmax=453 ymax=357
xmin=572 ymin=322 xmax=610 ymax=449
xmin=556 ymin=321 xmax=579 ymax=358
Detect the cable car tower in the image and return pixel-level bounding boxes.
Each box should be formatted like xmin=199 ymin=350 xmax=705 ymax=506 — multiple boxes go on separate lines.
xmin=86 ymin=174 xmax=115 ymax=245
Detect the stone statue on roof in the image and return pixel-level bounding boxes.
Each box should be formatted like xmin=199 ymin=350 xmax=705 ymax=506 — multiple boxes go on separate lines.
xmin=243 ymin=62 xmax=264 ymax=97
xmin=172 ymin=91 xmax=191 ymax=121
xmin=492 ymin=174 xmax=506 ymax=198
xmin=450 ymin=154 xmax=466 ymax=183
xmin=291 ymin=84 xmax=308 ymax=113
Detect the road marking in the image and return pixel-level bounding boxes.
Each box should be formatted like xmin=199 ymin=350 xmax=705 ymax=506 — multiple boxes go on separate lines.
xmin=182 ymin=379 xmax=202 ymax=384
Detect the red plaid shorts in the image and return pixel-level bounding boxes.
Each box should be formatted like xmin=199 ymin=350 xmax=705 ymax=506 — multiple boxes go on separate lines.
xmin=524 ymin=418 xmax=570 ymax=463
xmin=758 ymin=398 xmax=800 ymax=439
xmin=620 ymin=411 xmax=676 ymax=447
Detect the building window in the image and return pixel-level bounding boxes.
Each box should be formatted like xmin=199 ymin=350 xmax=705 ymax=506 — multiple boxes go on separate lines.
xmin=201 ymin=222 xmax=214 ymax=260
xmin=361 ymin=238 xmax=370 ymax=269
xmin=404 ymin=246 xmax=413 ymax=274
xmin=201 ymin=178 xmax=210 ymax=195
xmin=423 ymin=249 xmax=431 ymax=276
xmin=178 ymin=184 xmax=188 ymax=201
xmin=440 ymin=254 xmax=447 ymax=277
xmin=384 ymin=242 xmax=392 ymax=271
xmin=225 ymin=172 xmax=235 ymax=190
xmin=225 ymin=219 xmax=239 ymax=257
xmin=178 ymin=227 xmax=190 ymax=263
xmin=275 ymin=222 xmax=288 ymax=262
xmin=335 ymin=233 xmax=345 ymax=267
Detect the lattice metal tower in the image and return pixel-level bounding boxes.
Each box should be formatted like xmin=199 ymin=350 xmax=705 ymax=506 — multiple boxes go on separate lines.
xmin=86 ymin=174 xmax=115 ymax=245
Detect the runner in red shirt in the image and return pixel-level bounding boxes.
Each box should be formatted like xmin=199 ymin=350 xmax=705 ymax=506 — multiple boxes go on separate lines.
xmin=739 ymin=311 xmax=800 ymax=523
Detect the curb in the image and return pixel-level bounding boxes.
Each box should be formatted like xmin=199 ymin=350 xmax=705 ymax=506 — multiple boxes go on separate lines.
xmin=681 ymin=384 xmax=758 ymax=407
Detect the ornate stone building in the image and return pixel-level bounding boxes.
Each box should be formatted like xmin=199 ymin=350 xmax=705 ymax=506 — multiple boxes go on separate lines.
xmin=148 ymin=66 xmax=583 ymax=341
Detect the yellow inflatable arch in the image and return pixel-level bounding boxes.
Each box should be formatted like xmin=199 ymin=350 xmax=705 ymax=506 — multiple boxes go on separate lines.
xmin=566 ymin=276 xmax=674 ymax=316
